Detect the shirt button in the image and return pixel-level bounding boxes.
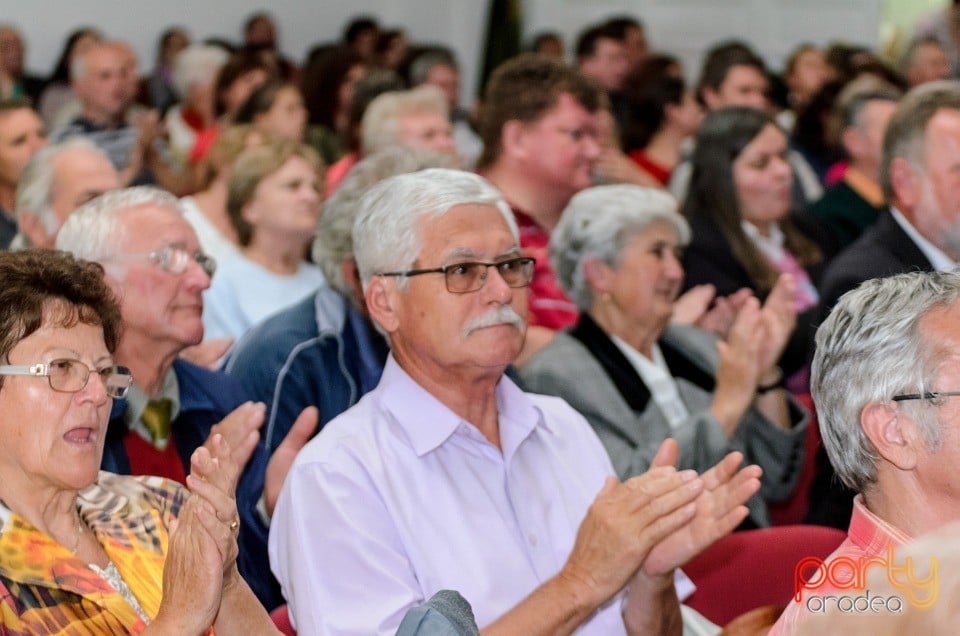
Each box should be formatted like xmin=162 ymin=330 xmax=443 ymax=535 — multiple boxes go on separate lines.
xmin=528 ymin=533 xmax=538 ymax=546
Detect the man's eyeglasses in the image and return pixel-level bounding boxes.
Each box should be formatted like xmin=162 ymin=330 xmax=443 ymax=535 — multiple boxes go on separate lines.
xmin=378 ymin=256 xmax=536 ymax=294
xmin=0 ymin=359 xmax=133 ymax=398
xmin=892 ymin=391 xmax=960 ymax=403
xmin=151 ymin=245 xmax=217 ymax=277
xmin=120 ymin=245 xmax=217 ymax=277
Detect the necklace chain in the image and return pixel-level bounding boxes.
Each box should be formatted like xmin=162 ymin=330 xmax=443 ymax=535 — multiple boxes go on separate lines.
xmin=69 ymin=513 xmax=84 ymax=555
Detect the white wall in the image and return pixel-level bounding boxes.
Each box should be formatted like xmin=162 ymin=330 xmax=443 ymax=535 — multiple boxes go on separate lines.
xmin=7 ymin=0 xmax=881 ymax=105
xmin=526 ymin=0 xmax=884 ymax=79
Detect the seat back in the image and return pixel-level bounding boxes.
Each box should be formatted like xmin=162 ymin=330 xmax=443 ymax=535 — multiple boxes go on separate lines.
xmin=682 ymin=524 xmax=846 ymax=625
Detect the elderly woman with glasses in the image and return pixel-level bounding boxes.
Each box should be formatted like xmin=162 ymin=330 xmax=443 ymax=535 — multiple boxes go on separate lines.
xmin=0 ymin=249 xmax=278 ymax=633
xmin=521 ymin=185 xmax=809 ymax=526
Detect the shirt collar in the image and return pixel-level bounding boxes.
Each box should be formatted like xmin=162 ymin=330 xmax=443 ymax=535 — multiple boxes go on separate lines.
xmin=610 ymin=336 xmax=668 ymax=380
xmin=378 ymin=355 xmax=545 ymax=459
xmin=848 ymin=494 xmax=913 ymax=550
xmin=889 ymin=207 xmax=958 ymax=272
xmin=123 ymin=367 xmax=181 ymax=437
xmin=740 ymin=219 xmax=785 ymax=250
xmin=0 ymin=474 xmax=134 ymax=543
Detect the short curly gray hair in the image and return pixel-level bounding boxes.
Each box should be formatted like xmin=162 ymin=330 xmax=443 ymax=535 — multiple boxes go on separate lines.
xmin=550 ymin=184 xmax=689 ymax=311
xmin=353 ymin=169 xmax=516 ymax=289
xmin=360 ymin=86 xmax=448 ymax=156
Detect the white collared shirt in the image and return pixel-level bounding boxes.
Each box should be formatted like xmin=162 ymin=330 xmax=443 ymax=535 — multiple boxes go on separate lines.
xmin=269 ymin=355 xmax=628 ymax=635
xmin=741 ymin=220 xmax=787 ymax=262
xmin=890 ymin=207 xmax=959 ymax=272
xmin=610 ymin=336 xmax=690 ymax=429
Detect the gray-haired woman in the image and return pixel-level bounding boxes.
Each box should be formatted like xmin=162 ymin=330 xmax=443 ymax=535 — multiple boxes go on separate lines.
xmin=521 ymin=184 xmax=809 ymax=526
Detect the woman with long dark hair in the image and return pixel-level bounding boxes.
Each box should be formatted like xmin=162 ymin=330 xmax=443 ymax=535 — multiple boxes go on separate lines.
xmin=681 ymin=106 xmax=823 ymax=379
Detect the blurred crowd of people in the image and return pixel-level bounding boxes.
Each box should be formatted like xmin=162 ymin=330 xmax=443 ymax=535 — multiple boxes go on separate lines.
xmin=2 ymin=6 xmax=960 ymax=636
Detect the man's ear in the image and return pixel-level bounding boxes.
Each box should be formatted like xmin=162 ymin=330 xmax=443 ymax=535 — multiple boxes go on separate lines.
xmin=861 ymin=401 xmax=920 ymax=471
xmin=19 ymin=211 xmax=54 ymax=249
xmin=500 ymin=120 xmax=528 ymax=161
xmin=700 ymin=87 xmax=721 ymax=111
xmin=363 ymin=275 xmax=400 ymax=334
xmin=889 ymin=156 xmax=919 ymax=210
xmin=841 ymin=127 xmax=863 ymax=161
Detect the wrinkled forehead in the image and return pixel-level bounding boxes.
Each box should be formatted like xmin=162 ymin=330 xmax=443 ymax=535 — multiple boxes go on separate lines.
xmin=115 ymin=202 xmax=196 ymax=249
xmin=415 ymin=203 xmax=519 ymax=261
xmin=918 ymin=302 xmax=960 ymax=361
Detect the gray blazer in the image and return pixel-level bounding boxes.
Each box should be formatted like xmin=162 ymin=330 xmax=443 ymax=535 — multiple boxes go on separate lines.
xmin=521 ymin=322 xmax=808 ymax=526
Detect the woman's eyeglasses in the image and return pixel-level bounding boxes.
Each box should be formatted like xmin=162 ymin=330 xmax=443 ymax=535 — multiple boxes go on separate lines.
xmin=0 ymin=359 xmax=133 ymax=398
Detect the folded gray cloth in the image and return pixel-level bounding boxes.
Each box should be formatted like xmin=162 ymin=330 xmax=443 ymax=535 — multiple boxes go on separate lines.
xmin=395 ymin=590 xmax=480 ymax=636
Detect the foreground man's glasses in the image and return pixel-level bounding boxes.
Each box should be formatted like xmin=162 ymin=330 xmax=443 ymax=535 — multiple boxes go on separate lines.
xmin=378 ymin=256 xmax=536 ymax=293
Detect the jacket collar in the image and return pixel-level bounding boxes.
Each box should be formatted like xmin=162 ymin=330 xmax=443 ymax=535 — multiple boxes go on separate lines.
xmin=568 ymin=314 xmax=715 ymax=413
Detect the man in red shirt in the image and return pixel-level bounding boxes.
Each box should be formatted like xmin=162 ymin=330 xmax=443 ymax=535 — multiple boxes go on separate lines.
xmin=477 ymin=55 xmax=602 ymax=363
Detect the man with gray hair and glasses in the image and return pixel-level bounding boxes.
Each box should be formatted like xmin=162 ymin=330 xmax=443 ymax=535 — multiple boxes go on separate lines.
xmin=55 ymin=185 xmax=316 ymax=607
xmin=270 ymin=168 xmax=761 ymax=635
xmin=772 ymin=270 xmax=960 ymax=634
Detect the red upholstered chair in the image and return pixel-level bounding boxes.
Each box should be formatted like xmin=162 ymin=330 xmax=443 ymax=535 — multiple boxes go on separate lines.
xmin=682 ymin=524 xmax=846 ymax=626
xmin=270 ymin=604 xmax=296 ymax=636
xmin=768 ymin=393 xmax=822 ymax=526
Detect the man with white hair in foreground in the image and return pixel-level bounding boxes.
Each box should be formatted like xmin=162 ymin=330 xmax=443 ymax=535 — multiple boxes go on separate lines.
xmin=270 ymin=169 xmax=761 ymax=635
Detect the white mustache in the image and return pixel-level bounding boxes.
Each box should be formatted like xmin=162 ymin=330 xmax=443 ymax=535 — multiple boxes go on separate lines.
xmin=462 ymin=305 xmax=525 ymax=337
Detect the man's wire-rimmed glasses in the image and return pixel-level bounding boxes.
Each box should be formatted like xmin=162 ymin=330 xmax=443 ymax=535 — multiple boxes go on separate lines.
xmin=891 ymin=391 xmax=960 ymax=403
xmin=117 ymin=244 xmax=217 ymax=277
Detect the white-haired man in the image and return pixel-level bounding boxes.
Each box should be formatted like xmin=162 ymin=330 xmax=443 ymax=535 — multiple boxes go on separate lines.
xmin=55 ymin=186 xmax=315 ymax=607
xmin=772 ymin=270 xmax=960 ymax=633
xmin=12 ymin=137 xmax=118 ymax=249
xmin=271 ymin=168 xmax=761 ymax=635
xmin=325 ymin=84 xmax=458 ymax=193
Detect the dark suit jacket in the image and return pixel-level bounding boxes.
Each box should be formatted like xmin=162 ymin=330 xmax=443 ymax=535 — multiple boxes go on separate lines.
xmin=809 ymin=210 xmax=933 ymax=529
xmin=681 ymin=214 xmax=824 ymax=376
xmin=817 ymin=209 xmax=934 ymax=315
